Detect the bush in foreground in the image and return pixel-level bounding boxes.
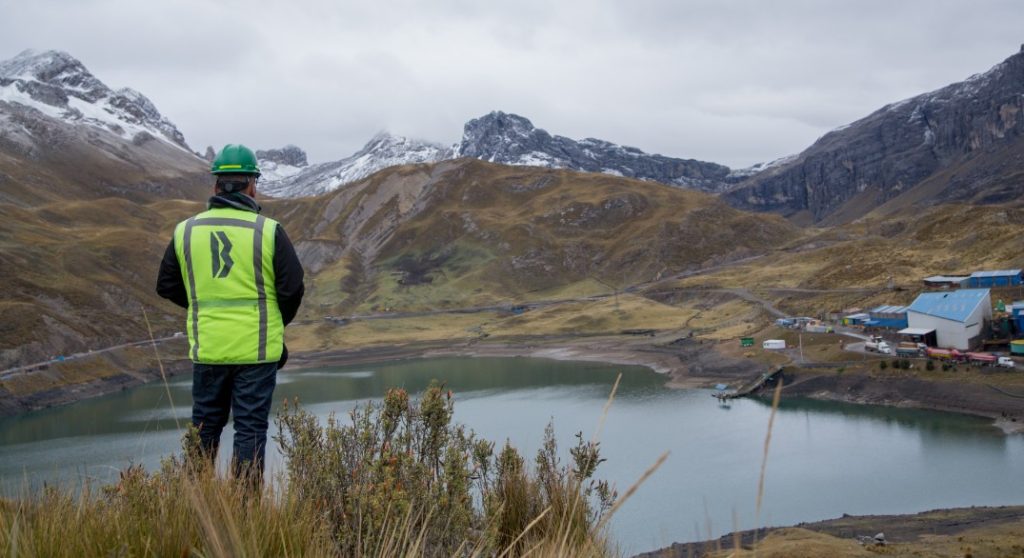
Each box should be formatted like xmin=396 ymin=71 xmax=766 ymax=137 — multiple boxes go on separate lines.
xmin=0 ymin=382 xmax=615 ymax=557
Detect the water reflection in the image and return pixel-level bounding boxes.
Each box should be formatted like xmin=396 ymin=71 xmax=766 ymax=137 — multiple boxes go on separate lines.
xmin=748 ymin=395 xmax=1006 ymax=449
xmin=1 ymin=357 xmax=1022 ymax=556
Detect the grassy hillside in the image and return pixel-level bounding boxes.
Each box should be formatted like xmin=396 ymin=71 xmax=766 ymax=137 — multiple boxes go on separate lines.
xmin=4 ymin=156 xmax=1021 ymax=410
xmin=0 ymin=197 xmax=199 ymax=368
xmin=272 ymin=159 xmax=800 ymax=317
xmin=668 ymin=203 xmax=1024 ymax=317
xmin=0 ymin=159 xmax=797 ymax=373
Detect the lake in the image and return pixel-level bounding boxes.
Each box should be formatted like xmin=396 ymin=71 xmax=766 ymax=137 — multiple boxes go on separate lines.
xmin=2 ymin=356 xmax=1022 ymax=555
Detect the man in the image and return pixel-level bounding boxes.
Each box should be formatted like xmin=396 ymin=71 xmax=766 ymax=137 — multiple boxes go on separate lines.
xmin=156 ymin=144 xmax=304 ymax=483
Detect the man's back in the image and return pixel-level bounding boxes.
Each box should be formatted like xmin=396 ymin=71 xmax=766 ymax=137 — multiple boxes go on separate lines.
xmin=172 ymin=206 xmax=284 ymax=364
xmin=155 ymin=143 xmax=304 ymax=483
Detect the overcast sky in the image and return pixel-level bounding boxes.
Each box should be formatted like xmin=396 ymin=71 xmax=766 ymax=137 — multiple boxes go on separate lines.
xmin=2 ymin=0 xmax=1022 ymax=168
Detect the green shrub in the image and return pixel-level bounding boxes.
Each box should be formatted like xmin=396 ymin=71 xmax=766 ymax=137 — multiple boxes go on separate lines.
xmin=1 ymin=383 xmax=615 ymax=558
xmin=880 ymin=361 xmax=888 ymax=370
xmin=926 ymin=360 xmax=935 ymax=371
xmin=273 ymin=382 xmax=614 ymax=556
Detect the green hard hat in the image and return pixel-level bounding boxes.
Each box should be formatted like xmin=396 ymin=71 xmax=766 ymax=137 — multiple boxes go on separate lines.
xmin=211 ymin=144 xmax=261 ymax=176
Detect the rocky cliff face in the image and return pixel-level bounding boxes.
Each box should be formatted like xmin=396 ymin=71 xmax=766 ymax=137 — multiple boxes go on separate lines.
xmin=265 ymin=111 xmax=736 ymax=198
xmin=257 ymin=144 xmax=308 ymax=167
xmin=255 ymin=144 xmax=310 ymax=184
xmin=453 ymin=111 xmax=733 ymax=192
xmin=723 ymin=47 xmax=1024 ymax=223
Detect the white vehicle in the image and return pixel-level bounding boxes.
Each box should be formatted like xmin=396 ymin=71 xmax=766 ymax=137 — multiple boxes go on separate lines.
xmin=763 ymin=339 xmax=786 ymax=350
xmin=865 ymin=338 xmax=892 ymax=355
xmin=998 ymin=357 xmax=1016 ymax=368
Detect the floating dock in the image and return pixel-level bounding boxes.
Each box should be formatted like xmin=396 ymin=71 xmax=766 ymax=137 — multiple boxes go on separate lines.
xmin=713 ymin=367 xmax=784 ymax=401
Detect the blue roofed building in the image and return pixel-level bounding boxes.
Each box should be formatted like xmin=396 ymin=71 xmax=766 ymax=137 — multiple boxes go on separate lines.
xmin=865 ymin=305 xmax=909 ymax=329
xmin=905 ymin=289 xmax=992 ymax=350
xmin=967 ymin=269 xmax=1023 ymax=288
xmin=1011 ymin=301 xmax=1024 ymax=336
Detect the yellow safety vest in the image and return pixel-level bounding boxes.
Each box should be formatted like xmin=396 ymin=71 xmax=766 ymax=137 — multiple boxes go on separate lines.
xmin=173 ymin=207 xmax=283 ymax=364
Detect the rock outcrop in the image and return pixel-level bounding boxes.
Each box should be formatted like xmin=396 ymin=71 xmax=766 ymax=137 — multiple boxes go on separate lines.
xmin=723 ymin=47 xmax=1024 ymax=222
xmin=0 ymin=49 xmax=191 ymax=151
xmin=256 ymin=144 xmax=308 ymax=167
xmin=453 ymin=111 xmax=733 ymax=192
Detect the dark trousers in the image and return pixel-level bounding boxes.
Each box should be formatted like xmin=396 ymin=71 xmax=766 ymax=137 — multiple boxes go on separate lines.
xmin=192 ymin=362 xmax=278 ymax=481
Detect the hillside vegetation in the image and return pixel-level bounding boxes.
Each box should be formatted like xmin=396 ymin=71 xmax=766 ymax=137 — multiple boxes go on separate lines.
xmin=0 ymin=159 xmax=797 ymax=369
xmin=1 ymin=385 xmax=619 ymax=557
xmin=273 ymin=159 xmax=799 ymax=317
xmin=669 ymin=203 xmax=1024 ymax=317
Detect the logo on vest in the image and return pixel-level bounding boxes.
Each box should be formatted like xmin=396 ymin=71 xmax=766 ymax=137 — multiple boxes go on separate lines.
xmin=210 ymin=231 xmax=234 ymax=278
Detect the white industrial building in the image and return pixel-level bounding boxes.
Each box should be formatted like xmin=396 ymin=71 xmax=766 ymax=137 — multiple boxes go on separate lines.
xmin=904 ymin=289 xmax=992 ymax=351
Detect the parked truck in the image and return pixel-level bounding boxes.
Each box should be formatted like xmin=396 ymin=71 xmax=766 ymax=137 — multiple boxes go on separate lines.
xmin=865 ymin=336 xmax=892 ymax=354
xmin=763 ymin=339 xmax=786 ymax=350
xmin=926 ymin=347 xmax=965 ymax=362
xmin=895 ymin=342 xmax=927 ymax=357
xmin=966 ymin=352 xmax=998 ymax=366
xmin=998 ymin=357 xmax=1016 ymax=368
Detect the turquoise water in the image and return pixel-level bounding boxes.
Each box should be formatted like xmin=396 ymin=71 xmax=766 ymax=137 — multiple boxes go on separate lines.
xmin=2 ymin=356 xmax=1022 ymax=555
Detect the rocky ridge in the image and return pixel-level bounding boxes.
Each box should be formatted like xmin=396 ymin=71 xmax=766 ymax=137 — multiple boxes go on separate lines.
xmin=724 ymin=46 xmax=1024 ymax=223
xmin=451 ymin=111 xmax=733 ymax=191
xmin=260 ymin=112 xmax=737 ymax=198
xmin=259 ymin=133 xmax=448 ymax=198
xmin=256 ymin=144 xmax=309 ymax=183
xmin=0 ymin=49 xmax=190 ymax=152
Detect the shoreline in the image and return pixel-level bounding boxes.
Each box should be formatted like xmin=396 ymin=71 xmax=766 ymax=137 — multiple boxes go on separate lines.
xmin=287 ymin=334 xmax=1024 ymax=433
xmin=636 ymin=505 xmax=1024 ymax=558
xmin=5 ymin=333 xmax=1024 ymax=435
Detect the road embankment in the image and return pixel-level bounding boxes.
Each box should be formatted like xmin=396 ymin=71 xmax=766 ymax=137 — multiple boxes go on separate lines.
xmin=778 ymin=368 xmax=1024 ymax=433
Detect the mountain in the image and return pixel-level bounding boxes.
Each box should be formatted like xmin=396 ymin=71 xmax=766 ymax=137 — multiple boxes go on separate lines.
xmin=0 ymin=49 xmax=207 ymax=371
xmin=259 ymin=134 xmax=448 ymax=198
xmin=0 ymin=49 xmax=206 ymax=206
xmin=724 ymin=46 xmax=1024 ymax=224
xmin=256 ymin=144 xmax=308 ymax=183
xmin=0 ymin=157 xmax=800 ymax=371
xmin=260 ymin=112 xmax=736 ymax=198
xmin=451 ymin=111 xmax=732 ymax=191
xmin=268 ymin=158 xmax=798 ymax=315
xmin=0 ymin=49 xmax=190 ymax=152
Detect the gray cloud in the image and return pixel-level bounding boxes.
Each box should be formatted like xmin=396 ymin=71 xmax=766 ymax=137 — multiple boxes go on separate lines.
xmin=2 ymin=0 xmax=1022 ymax=168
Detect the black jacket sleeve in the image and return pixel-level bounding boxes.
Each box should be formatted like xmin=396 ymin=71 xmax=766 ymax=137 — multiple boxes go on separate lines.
xmin=274 ymin=225 xmax=305 ymax=326
xmin=156 ymin=238 xmax=188 ymax=309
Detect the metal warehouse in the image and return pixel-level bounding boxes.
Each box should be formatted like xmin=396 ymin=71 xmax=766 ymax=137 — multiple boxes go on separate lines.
xmin=865 ymin=305 xmax=909 ymax=329
xmin=922 ymin=275 xmax=969 ymax=289
xmin=906 ymin=289 xmax=992 ymax=351
xmin=967 ymin=269 xmax=1023 ymax=288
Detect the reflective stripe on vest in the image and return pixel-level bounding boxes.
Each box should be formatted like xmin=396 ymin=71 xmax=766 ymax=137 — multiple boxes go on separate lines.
xmin=173 ymin=208 xmax=283 ymax=364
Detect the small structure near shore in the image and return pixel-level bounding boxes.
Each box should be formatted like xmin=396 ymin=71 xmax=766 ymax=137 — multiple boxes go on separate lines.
xmin=712 ymin=367 xmax=783 ymax=401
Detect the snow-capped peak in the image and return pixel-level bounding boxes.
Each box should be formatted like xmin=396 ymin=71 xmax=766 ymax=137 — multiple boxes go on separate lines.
xmin=0 ymin=49 xmax=190 ymax=151
xmin=264 ymin=111 xmax=736 ymax=198
xmin=259 ymin=133 xmax=448 ymax=198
